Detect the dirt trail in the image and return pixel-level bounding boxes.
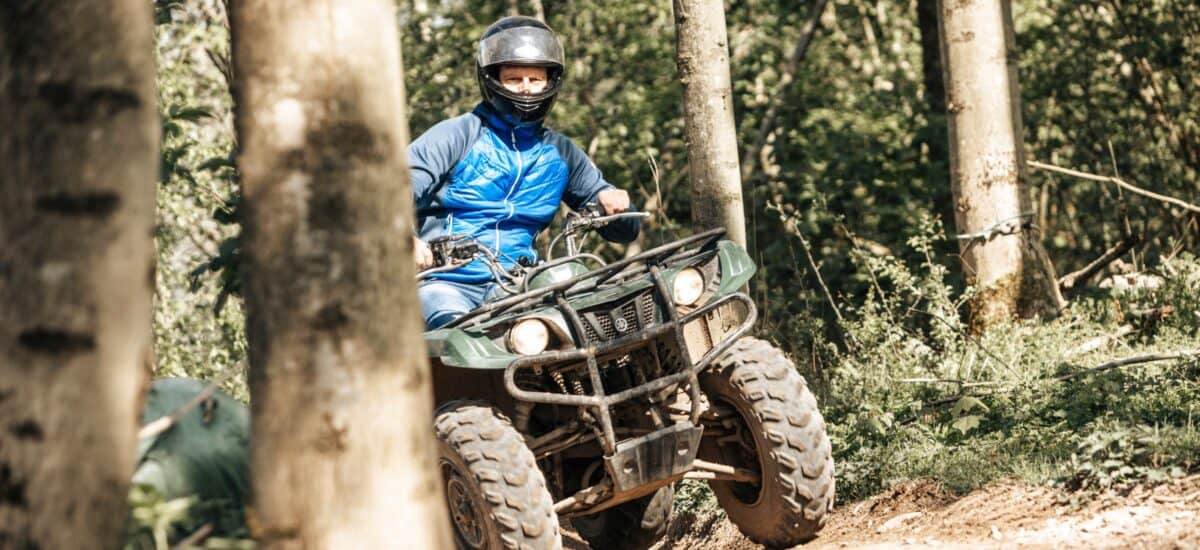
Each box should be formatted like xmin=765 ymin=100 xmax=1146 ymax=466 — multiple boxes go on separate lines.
xmin=649 ymin=476 xmax=1200 ymax=549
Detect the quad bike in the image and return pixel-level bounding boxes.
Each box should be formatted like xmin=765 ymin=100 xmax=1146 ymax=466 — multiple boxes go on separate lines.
xmin=421 ymin=208 xmax=835 ymax=549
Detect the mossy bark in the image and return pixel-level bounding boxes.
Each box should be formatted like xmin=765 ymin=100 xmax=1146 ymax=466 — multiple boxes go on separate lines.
xmin=938 ymin=0 xmax=1064 ymax=328
xmin=0 ymin=1 xmax=157 ymax=546
xmin=673 ymin=0 xmax=747 ymax=247
xmin=229 ymin=1 xmax=452 ymax=547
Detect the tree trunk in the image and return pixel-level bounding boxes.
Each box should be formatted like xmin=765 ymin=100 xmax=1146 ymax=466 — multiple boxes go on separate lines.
xmin=917 ymin=0 xmax=955 ymax=235
xmin=673 ymin=0 xmax=747 ymax=247
xmin=0 ymin=2 xmax=157 ymax=547
xmin=938 ymin=0 xmax=1064 ymax=327
xmin=917 ymin=0 xmax=945 ymax=116
xmin=229 ymin=1 xmax=452 ymax=548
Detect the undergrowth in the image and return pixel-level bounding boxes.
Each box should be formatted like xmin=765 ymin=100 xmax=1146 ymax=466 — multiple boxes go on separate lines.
xmin=811 ymin=220 xmax=1200 ymax=502
xmin=125 ymin=485 xmax=252 ymax=550
xmin=676 ymin=222 xmax=1200 ymax=519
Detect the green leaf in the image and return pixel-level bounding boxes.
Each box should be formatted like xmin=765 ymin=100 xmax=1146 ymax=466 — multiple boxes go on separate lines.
xmin=951 ymin=414 xmax=982 ymax=435
xmin=197 ymin=155 xmax=235 ymax=172
xmin=168 ymin=105 xmax=214 ymax=122
xmin=951 ymin=396 xmax=988 ymax=416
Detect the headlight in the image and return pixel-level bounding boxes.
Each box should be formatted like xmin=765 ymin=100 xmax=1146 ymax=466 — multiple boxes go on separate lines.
xmin=507 ymin=318 xmax=550 ymax=355
xmin=672 ymin=267 xmax=705 ymax=306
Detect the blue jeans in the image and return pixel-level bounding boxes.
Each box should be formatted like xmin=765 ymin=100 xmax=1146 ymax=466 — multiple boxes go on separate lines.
xmin=419 ymin=279 xmax=500 ymax=329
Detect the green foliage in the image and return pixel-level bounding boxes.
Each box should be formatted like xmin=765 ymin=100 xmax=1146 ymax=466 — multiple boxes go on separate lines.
xmin=672 ymin=480 xmax=718 ymax=516
xmin=125 ymin=485 xmax=253 ymax=550
xmin=153 ymin=0 xmax=246 ymax=399
xmin=1063 ymin=422 xmax=1196 ymax=491
xmin=825 ymin=227 xmax=1200 ymax=499
xmin=144 ymin=0 xmax=1199 ymax=532
xmin=1020 ymin=1 xmax=1200 ymax=265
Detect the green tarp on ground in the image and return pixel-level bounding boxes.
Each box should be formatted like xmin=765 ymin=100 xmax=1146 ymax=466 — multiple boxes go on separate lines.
xmin=134 ymin=377 xmax=250 ymax=504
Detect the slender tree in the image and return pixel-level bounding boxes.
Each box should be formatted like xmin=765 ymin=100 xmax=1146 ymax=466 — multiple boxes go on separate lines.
xmin=937 ymin=0 xmax=1064 ymax=327
xmin=0 ymin=1 xmax=157 ymax=547
xmin=917 ymin=0 xmax=945 ymax=116
xmin=673 ymin=0 xmax=747 ymax=247
xmin=229 ymin=1 xmax=452 ymax=547
xmin=917 ymin=0 xmax=956 ymax=235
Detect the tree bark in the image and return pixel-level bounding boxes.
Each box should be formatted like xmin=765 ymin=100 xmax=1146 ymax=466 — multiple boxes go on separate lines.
xmin=938 ymin=0 xmax=1064 ymax=327
xmin=673 ymin=0 xmax=747 ymax=247
xmin=0 ymin=2 xmax=157 ymax=547
xmin=229 ymin=1 xmax=452 ymax=548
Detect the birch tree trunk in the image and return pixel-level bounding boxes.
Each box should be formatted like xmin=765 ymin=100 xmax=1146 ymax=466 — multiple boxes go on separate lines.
xmin=229 ymin=1 xmax=452 ymax=547
xmin=673 ymin=0 xmax=747 ymax=247
xmin=0 ymin=2 xmax=157 ymax=547
xmin=938 ymin=0 xmax=1064 ymax=327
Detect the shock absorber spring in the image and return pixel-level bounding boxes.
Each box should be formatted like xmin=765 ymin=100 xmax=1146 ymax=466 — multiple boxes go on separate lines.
xmin=551 ymin=370 xmax=570 ymax=394
xmin=572 ymin=378 xmax=586 ymax=396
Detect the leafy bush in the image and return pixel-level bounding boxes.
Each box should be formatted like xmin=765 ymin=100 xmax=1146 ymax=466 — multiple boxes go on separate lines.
xmin=124 ymin=485 xmax=252 ymax=550
xmin=817 ymin=232 xmax=1200 ymax=500
xmin=1063 ymin=422 xmax=1195 ymax=491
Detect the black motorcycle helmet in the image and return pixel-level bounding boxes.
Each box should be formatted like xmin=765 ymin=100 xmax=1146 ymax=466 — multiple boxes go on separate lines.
xmin=476 ymin=16 xmax=565 ymax=124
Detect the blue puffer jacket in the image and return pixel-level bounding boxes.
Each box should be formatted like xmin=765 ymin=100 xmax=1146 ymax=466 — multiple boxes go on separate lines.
xmin=408 ymin=103 xmax=640 ymax=283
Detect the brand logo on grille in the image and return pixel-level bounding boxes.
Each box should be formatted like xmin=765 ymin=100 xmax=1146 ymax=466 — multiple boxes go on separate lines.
xmin=613 ymin=316 xmax=630 ymax=333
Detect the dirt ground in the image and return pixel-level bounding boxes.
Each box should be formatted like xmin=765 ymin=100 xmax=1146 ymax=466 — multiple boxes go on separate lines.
xmin=583 ymin=475 xmax=1200 ymax=549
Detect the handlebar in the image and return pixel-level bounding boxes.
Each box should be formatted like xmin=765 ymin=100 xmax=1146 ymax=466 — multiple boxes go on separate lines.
xmin=416 ymin=207 xmax=650 ymax=282
xmin=550 ymin=209 xmax=649 ymax=259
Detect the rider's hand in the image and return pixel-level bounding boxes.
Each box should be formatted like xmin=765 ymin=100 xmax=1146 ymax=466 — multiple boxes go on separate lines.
xmin=597 ymin=188 xmax=630 ymax=215
xmin=413 ymin=236 xmax=434 ymax=270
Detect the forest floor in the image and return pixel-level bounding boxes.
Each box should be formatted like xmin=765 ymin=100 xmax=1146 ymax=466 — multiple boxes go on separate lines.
xmin=564 ymin=475 xmax=1200 ymax=549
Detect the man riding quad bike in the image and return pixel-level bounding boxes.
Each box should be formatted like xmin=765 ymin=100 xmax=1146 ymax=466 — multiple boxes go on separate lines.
xmin=411 ymin=16 xmax=834 ymax=550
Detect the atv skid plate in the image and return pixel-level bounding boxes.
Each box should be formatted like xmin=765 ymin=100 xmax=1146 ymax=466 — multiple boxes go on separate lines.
xmin=607 ymin=423 xmax=703 ymax=493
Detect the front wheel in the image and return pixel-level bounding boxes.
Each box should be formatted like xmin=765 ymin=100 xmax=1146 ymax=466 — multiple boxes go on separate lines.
xmin=435 ymin=401 xmax=561 ymax=550
xmin=698 ymin=337 xmax=835 ymax=547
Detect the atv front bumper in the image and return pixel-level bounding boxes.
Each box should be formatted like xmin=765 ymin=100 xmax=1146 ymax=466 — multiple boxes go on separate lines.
xmin=502 ymin=268 xmax=757 ymax=458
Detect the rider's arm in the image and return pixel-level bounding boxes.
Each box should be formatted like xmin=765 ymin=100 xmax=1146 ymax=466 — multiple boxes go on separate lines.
xmin=407 ymin=114 xmax=477 ymax=211
xmin=550 ymin=133 xmax=642 ymax=243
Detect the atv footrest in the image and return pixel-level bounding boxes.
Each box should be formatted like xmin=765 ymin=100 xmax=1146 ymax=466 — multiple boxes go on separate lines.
xmin=605 ymin=423 xmax=703 ymax=493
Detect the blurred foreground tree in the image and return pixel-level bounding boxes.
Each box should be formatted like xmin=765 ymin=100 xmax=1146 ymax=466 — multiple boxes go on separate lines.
xmin=0 ymin=1 xmax=157 ymax=546
xmin=938 ymin=0 xmax=1064 ymax=327
xmin=673 ymin=0 xmax=747 ymax=246
xmin=228 ymin=0 xmax=452 ymax=546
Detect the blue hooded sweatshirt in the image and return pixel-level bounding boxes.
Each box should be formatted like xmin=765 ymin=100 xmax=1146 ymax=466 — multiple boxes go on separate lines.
xmin=407 ymin=103 xmax=640 ymax=283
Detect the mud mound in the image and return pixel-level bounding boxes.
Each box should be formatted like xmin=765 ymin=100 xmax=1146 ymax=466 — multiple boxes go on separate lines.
xmin=819 ymin=478 xmax=955 ymax=540
xmin=652 ymin=475 xmax=1200 ymax=549
xmin=656 ymin=508 xmax=758 ymax=550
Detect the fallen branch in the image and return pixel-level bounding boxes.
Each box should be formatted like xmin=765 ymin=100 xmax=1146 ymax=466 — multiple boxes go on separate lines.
xmin=877 ymin=511 xmax=923 ymax=533
xmin=894 ymin=378 xmax=1000 ymax=388
xmin=1128 ymin=305 xmax=1175 ymax=322
xmin=1028 ymin=160 xmax=1200 ymax=214
xmin=1062 ymin=324 xmax=1135 ymax=359
xmin=1151 ymin=492 xmax=1200 ymax=504
xmin=1058 ymin=235 xmax=1140 ymax=291
xmin=1055 ymin=349 xmax=1200 ymax=382
xmin=138 ymin=362 xmax=245 ymax=441
xmin=897 ymin=348 xmax=1200 ymax=426
xmin=172 ymin=523 xmax=213 ymax=549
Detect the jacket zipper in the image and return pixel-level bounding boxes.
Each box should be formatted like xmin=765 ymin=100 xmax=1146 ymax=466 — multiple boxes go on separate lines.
xmin=496 ymin=130 xmax=522 ymax=261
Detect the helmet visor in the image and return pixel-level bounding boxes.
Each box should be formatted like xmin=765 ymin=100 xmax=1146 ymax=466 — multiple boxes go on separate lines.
xmin=478 ymin=26 xmax=564 ymax=68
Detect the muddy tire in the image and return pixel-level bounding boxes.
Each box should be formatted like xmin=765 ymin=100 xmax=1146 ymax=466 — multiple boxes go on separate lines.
xmin=435 ymin=401 xmax=561 ymax=550
xmin=572 ymin=484 xmax=674 ymax=550
xmin=699 ymin=337 xmax=835 ymax=547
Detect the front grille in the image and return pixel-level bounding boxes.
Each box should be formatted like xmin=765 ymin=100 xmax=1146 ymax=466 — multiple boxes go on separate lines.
xmin=578 ymin=291 xmax=658 ymax=343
